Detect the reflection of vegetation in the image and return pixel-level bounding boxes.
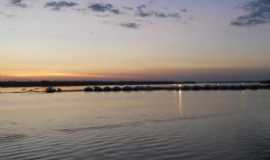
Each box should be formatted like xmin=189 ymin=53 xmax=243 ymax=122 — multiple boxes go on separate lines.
xmin=81 ymin=84 xmax=270 ymax=92
xmin=1 ymin=81 xmax=270 ymax=93
xmin=84 ymin=87 xmax=93 ymax=92
xmin=94 ymin=86 xmax=103 ymax=92
xmin=46 ymin=87 xmax=57 ymax=93
xmin=46 ymin=87 xmax=62 ymax=93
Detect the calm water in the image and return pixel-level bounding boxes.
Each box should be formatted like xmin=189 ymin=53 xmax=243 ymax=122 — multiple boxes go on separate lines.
xmin=0 ymin=90 xmax=270 ymax=160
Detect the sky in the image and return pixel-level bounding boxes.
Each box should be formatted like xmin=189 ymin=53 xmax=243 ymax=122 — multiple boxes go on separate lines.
xmin=0 ymin=0 xmax=270 ymax=81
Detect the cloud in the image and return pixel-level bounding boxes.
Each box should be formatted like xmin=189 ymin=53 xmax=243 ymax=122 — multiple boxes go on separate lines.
xmin=123 ymin=6 xmax=134 ymax=11
xmin=135 ymin=4 xmax=181 ymax=18
xmin=231 ymin=0 xmax=270 ymax=26
xmin=0 ymin=11 xmax=14 ymax=18
xmin=45 ymin=1 xmax=78 ymax=10
xmin=136 ymin=4 xmax=153 ymax=17
xmin=181 ymin=9 xmax=188 ymax=13
xmin=155 ymin=12 xmax=181 ymax=18
xmin=120 ymin=22 xmax=140 ymax=29
xmin=10 ymin=0 xmax=27 ymax=8
xmin=88 ymin=3 xmax=120 ymax=15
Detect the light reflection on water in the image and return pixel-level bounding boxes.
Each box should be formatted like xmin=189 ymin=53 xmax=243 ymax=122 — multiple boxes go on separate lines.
xmin=178 ymin=90 xmax=183 ymax=117
xmin=0 ymin=90 xmax=270 ymax=160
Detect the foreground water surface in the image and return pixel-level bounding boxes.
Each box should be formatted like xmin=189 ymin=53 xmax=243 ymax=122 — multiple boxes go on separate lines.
xmin=0 ymin=90 xmax=270 ymax=160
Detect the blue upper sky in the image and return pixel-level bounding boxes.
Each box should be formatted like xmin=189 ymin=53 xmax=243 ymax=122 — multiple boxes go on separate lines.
xmin=0 ymin=0 xmax=270 ymax=81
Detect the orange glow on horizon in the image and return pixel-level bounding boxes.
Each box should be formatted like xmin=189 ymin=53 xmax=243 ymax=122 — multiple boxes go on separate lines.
xmin=1 ymin=65 xmax=268 ymax=81
xmin=0 ymin=71 xmax=104 ymax=79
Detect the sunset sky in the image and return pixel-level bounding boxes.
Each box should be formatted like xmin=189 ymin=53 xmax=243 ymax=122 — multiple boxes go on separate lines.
xmin=0 ymin=0 xmax=270 ymax=81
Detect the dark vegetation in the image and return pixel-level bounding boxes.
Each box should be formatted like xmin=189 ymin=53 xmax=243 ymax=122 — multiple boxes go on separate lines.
xmin=0 ymin=81 xmax=194 ymax=87
xmin=1 ymin=80 xmax=270 ymax=93
xmin=261 ymin=80 xmax=270 ymax=84
xmin=1 ymin=80 xmax=269 ymax=88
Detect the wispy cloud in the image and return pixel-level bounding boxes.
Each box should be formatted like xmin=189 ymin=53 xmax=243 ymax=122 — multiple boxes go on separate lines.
xmin=123 ymin=6 xmax=134 ymax=11
xmin=9 ymin=0 xmax=27 ymax=8
xmin=120 ymin=22 xmax=140 ymax=29
xmin=88 ymin=3 xmax=120 ymax=15
xmin=231 ymin=0 xmax=270 ymax=26
xmin=136 ymin=4 xmax=152 ymax=17
xmin=181 ymin=9 xmax=188 ymax=13
xmin=0 ymin=11 xmax=14 ymax=18
xmin=135 ymin=4 xmax=181 ymax=19
xmin=155 ymin=12 xmax=181 ymax=18
xmin=45 ymin=1 xmax=78 ymax=11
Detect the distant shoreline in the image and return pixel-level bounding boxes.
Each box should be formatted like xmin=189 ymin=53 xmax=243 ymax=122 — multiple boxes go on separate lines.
xmin=0 ymin=80 xmax=270 ymax=94
xmin=0 ymin=81 xmax=191 ymax=87
xmin=0 ymin=80 xmax=269 ymax=88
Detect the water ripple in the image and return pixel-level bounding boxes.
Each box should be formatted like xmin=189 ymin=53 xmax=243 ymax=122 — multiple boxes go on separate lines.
xmin=58 ymin=113 xmax=234 ymax=134
xmin=0 ymin=134 xmax=28 ymax=143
